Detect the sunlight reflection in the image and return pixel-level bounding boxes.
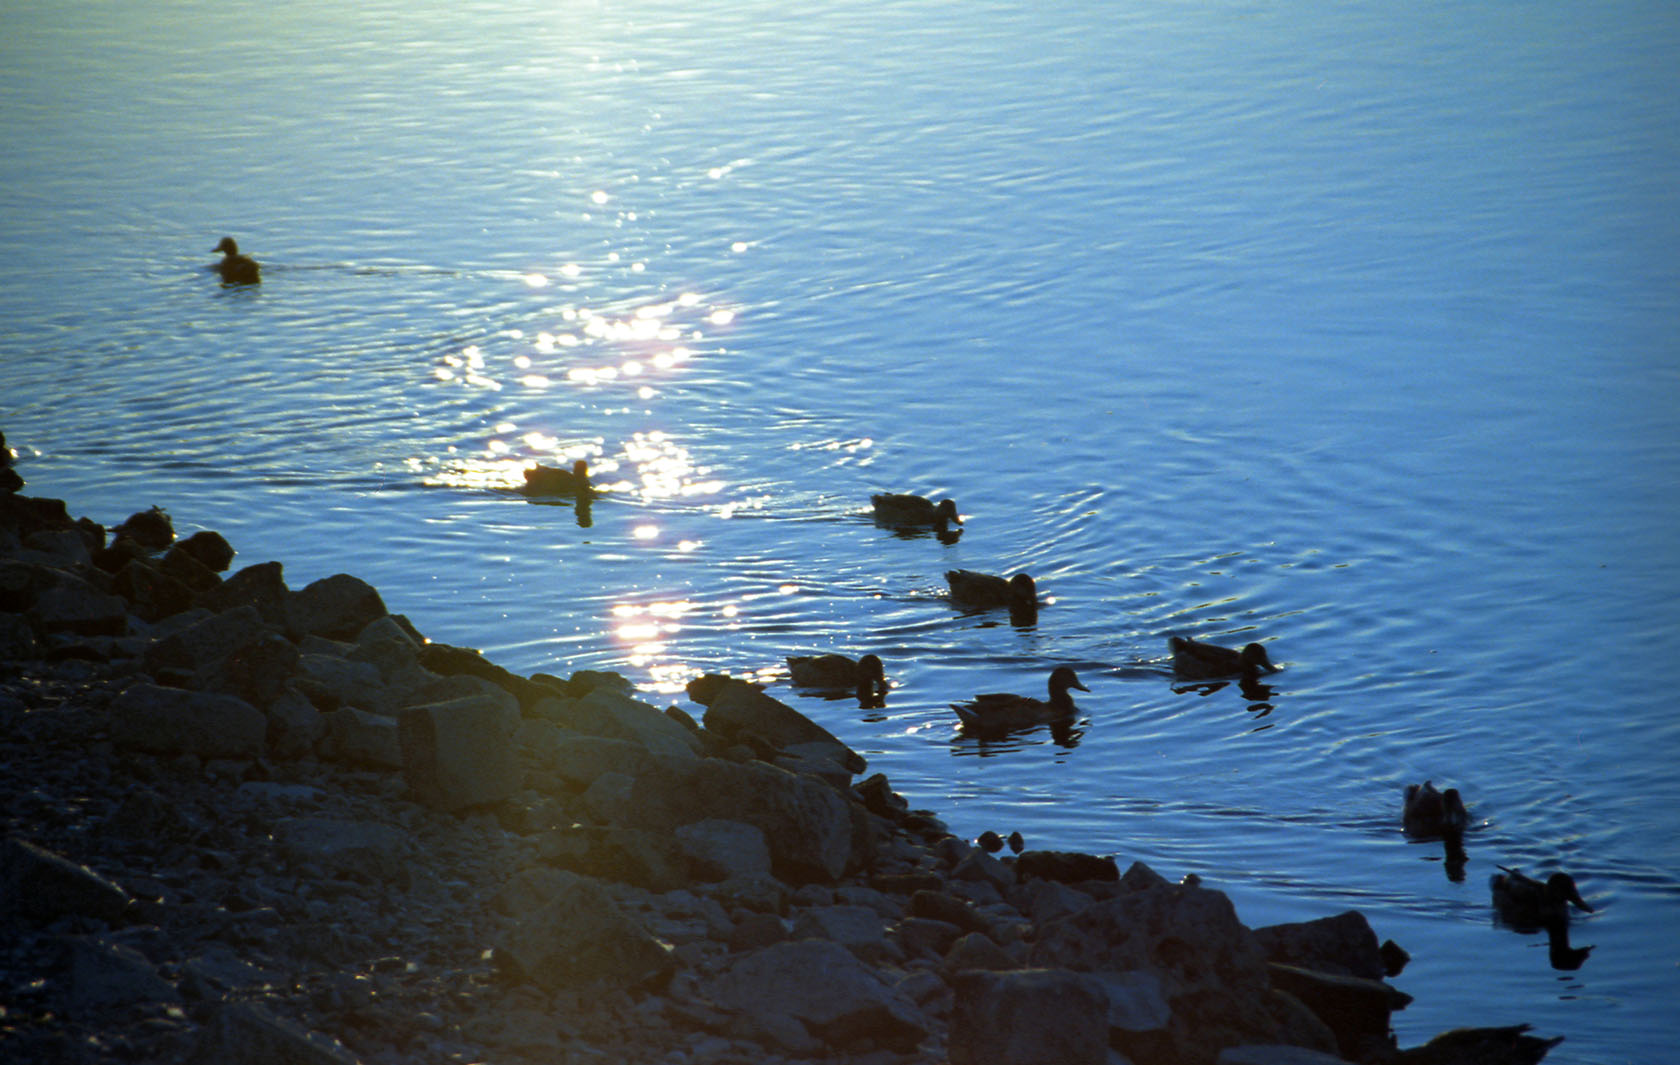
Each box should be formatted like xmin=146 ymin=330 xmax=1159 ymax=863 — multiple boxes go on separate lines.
xmin=623 ymin=430 xmax=723 ymax=499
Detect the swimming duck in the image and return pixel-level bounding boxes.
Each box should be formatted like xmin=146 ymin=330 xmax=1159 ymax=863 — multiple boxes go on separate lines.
xmin=211 ymin=237 xmax=261 ymax=285
xmin=1490 ymin=867 xmax=1594 ymax=928
xmin=951 ymin=666 xmax=1088 ymax=737
xmin=1168 ymin=636 xmax=1278 ymax=680
xmin=945 ymin=570 xmax=1038 ymax=613
xmin=1402 ymin=780 xmax=1470 ymax=837
xmin=522 ymin=459 xmax=593 ymax=497
xmin=870 ymin=493 xmax=961 ymax=533
xmin=786 ymin=652 xmax=889 ymax=702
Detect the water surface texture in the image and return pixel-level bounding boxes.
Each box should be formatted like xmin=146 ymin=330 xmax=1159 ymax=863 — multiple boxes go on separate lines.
xmin=5 ymin=2 xmax=1679 ymax=1058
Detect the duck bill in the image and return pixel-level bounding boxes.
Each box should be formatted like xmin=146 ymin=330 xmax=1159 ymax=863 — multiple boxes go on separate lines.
xmin=1072 ymin=680 xmax=1090 ymax=692
xmin=1570 ymin=892 xmax=1594 ymax=912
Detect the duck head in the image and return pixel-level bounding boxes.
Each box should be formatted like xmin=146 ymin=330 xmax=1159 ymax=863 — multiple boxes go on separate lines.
xmin=214 ymin=236 xmax=241 ymax=255
xmin=935 ymin=499 xmax=961 ymax=526
xmin=1547 ymin=872 xmax=1594 ymax=913
xmin=1049 ymin=666 xmax=1090 ymax=696
xmin=1240 ymin=643 xmax=1279 ymax=673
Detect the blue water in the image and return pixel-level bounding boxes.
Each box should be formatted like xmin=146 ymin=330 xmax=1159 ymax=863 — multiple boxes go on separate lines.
xmin=5 ymin=2 xmax=1679 ymax=1059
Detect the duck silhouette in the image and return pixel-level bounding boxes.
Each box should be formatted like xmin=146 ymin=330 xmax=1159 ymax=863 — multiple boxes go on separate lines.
xmin=945 ymin=569 xmax=1038 ymax=619
xmin=786 ymin=652 xmax=889 ymax=704
xmin=1169 ymin=636 xmax=1278 ymax=681
xmin=951 ymin=666 xmax=1088 ymax=738
xmin=521 ymin=459 xmax=594 ymax=497
xmin=870 ymin=493 xmax=960 ymax=536
xmin=1490 ymin=867 xmax=1594 ymax=930
xmin=1402 ymin=780 xmax=1470 ymax=838
xmin=211 ymin=237 xmax=260 ymax=285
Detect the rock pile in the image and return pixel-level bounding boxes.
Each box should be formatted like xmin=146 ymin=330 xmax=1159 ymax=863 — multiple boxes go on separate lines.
xmin=0 ymin=477 xmax=1562 ymax=1065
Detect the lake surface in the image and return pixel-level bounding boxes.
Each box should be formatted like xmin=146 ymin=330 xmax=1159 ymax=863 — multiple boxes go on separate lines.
xmin=5 ymin=1 xmax=1679 ymax=1059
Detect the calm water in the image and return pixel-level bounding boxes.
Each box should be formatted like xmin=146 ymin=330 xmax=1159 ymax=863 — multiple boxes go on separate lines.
xmin=5 ymin=1 xmax=1679 ymax=1059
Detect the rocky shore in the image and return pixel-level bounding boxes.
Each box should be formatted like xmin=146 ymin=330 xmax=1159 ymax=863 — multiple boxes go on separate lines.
xmin=0 ymin=465 xmax=1564 ymax=1064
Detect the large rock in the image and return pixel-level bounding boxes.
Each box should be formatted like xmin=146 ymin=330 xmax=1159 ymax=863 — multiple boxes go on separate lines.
xmin=949 ymin=968 xmax=1109 ymax=1065
xmin=287 ymin=573 xmax=386 ymax=641
xmin=1 ymin=838 xmax=131 ymax=925
xmin=494 ymin=870 xmax=674 ymax=991
xmin=190 ymin=1001 xmax=362 ymax=1065
xmin=142 ymin=603 xmax=271 ymax=675
xmin=703 ymin=680 xmax=865 ymax=774
xmin=200 ymin=560 xmax=289 ymax=625
xmin=625 ymin=756 xmax=856 ymax=882
xmin=295 ymin=652 xmax=389 ymax=713
xmin=273 ymin=817 xmax=411 ymax=884
xmin=674 ymin=818 xmax=773 ymax=881
xmin=400 ymin=693 xmax=522 ymax=811
xmin=710 ymin=939 xmax=928 ymax=1054
xmin=543 ymin=687 xmax=703 ymax=759
xmin=535 ymin=825 xmax=688 ymax=892
xmin=323 ymin=706 xmax=402 ymax=768
xmin=1032 ymin=880 xmax=1338 ymax=1064
xmin=520 ymin=725 xmax=656 ymax=792
xmin=110 ymin=682 xmax=267 ymax=759
xmin=62 ymin=936 xmax=182 ymax=1014
xmin=25 ymin=565 xmax=128 ymax=636
xmin=1267 ymin=963 xmax=1410 ymax=1063
xmin=1253 ymin=911 xmax=1388 ymax=980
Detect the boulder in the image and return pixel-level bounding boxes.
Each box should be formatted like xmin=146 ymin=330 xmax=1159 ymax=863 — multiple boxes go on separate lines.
xmin=287 ymin=573 xmax=386 ymax=641
xmin=201 ymin=560 xmax=289 ymax=625
xmin=710 ymin=939 xmax=929 ymax=1054
xmin=1014 ymin=849 xmax=1119 ymax=884
xmin=792 ymin=904 xmax=895 ymax=963
xmin=1032 ymin=881 xmax=1338 ymax=1064
xmin=1253 ymin=910 xmax=1388 ymax=980
xmin=111 ymin=558 xmax=196 ymax=622
xmin=189 ymin=1001 xmax=362 ymax=1065
xmin=535 ymin=825 xmax=688 ymax=892
xmin=494 ymin=870 xmax=674 ymax=991
xmin=172 ymin=529 xmax=236 ymax=572
xmin=949 ymin=968 xmax=1109 ymax=1065
xmin=295 ymin=652 xmax=389 ymax=713
xmin=1267 ymin=963 xmax=1410 ymax=1062
xmin=112 ymin=506 xmax=173 ymax=551
xmin=109 ymin=682 xmax=268 ymax=759
xmin=546 ymin=687 xmax=704 ymax=759
xmin=205 ymin=630 xmax=301 ymax=709
xmin=674 ymin=818 xmax=773 ymax=881
xmin=323 ymin=706 xmax=402 ymax=768
xmin=273 ymin=817 xmax=411 ymax=884
xmin=521 ymin=725 xmax=656 ymax=792
xmin=942 ymin=931 xmax=1019 ymax=974
xmin=142 ymin=603 xmax=271 ymax=675
xmin=400 ymin=693 xmax=522 ymax=811
xmin=27 ymin=567 xmax=128 ymax=637
xmin=703 ymin=680 xmax=865 ymax=774
xmin=62 ymin=936 xmax=182 ymax=1014
xmin=416 ymin=641 xmax=552 ymax=710
xmin=625 ymin=756 xmax=856 ymax=882
xmin=951 ymin=847 xmax=1015 ymax=894
xmin=1 ymin=838 xmax=131 ymax=925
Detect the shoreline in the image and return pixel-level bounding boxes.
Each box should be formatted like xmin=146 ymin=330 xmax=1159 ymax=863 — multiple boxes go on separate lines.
xmin=0 ymin=472 xmax=1562 ymax=1065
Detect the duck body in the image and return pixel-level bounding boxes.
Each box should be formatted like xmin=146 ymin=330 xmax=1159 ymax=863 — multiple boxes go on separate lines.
xmin=1169 ymin=636 xmax=1278 ymax=680
xmin=1490 ymin=867 xmax=1593 ymax=929
xmin=212 ymin=236 xmax=260 ymax=284
xmin=522 ymin=459 xmax=593 ymax=497
xmin=1403 ymin=780 xmax=1470 ymax=837
xmin=952 ymin=666 xmax=1088 ymax=737
xmin=945 ymin=569 xmax=1037 ymax=613
xmin=870 ymin=493 xmax=960 ymax=532
xmin=786 ymin=652 xmax=888 ymax=700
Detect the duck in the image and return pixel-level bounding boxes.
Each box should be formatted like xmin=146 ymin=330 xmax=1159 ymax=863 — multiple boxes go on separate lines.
xmin=211 ymin=236 xmax=261 ymax=285
xmin=1168 ymin=635 xmax=1278 ymax=680
xmin=1490 ymin=867 xmax=1594 ymax=928
xmin=951 ymin=666 xmax=1088 ymax=737
xmin=1402 ymin=780 xmax=1470 ymax=837
xmin=870 ymin=493 xmax=961 ymax=533
xmin=521 ymin=459 xmax=594 ymax=497
xmin=787 ymin=653 xmax=889 ymax=702
xmin=945 ymin=570 xmax=1038 ymax=614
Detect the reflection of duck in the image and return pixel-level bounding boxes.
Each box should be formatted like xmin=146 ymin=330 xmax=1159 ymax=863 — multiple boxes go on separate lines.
xmin=522 ymin=459 xmax=594 ymax=497
xmin=1394 ymin=1024 xmax=1562 ymax=1065
xmin=787 ymin=653 xmax=889 ymax=703
xmin=211 ymin=237 xmax=261 ymax=285
xmin=1169 ymin=636 xmax=1278 ymax=680
xmin=1545 ymin=922 xmax=1593 ymax=971
xmin=951 ymin=666 xmax=1088 ymax=737
xmin=870 ymin=493 xmax=960 ymax=533
xmin=1491 ymin=867 xmax=1594 ymax=928
xmin=1402 ymin=780 xmax=1470 ymax=837
xmin=946 ymin=570 xmax=1037 ymax=614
